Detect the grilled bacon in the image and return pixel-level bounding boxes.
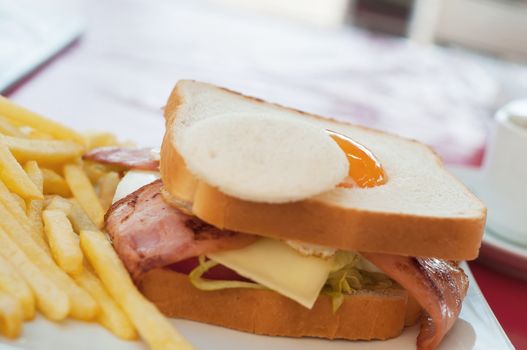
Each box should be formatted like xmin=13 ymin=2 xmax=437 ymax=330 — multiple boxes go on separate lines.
xmin=83 ymin=147 xmax=160 ymax=170
xmin=363 ymin=253 xmax=468 ymax=350
xmin=105 ymin=180 xmax=257 ymax=281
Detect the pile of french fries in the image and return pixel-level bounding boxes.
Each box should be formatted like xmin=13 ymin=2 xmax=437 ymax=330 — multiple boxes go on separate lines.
xmin=0 ymin=96 xmax=193 ymax=350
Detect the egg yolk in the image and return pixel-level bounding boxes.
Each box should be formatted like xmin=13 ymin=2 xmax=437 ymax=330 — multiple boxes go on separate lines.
xmin=327 ymin=130 xmax=386 ymax=188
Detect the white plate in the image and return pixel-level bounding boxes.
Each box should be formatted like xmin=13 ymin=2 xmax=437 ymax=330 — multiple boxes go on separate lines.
xmin=449 ymin=165 xmax=527 ymax=281
xmin=0 ymin=102 xmax=511 ymax=349
xmin=0 ymin=262 xmax=512 ymax=350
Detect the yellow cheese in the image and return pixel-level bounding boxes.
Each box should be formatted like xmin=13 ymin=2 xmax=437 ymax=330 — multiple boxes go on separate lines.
xmin=207 ymin=238 xmax=334 ymax=309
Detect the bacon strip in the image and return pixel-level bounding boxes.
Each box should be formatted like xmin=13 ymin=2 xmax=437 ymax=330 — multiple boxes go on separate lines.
xmin=105 ymin=180 xmax=257 ymax=281
xmin=83 ymin=147 xmax=159 ymax=170
xmin=362 ymin=253 xmax=468 ymax=350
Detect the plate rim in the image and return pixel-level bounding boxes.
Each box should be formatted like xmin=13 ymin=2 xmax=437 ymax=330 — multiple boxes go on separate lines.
xmin=447 ymin=165 xmax=527 ymax=260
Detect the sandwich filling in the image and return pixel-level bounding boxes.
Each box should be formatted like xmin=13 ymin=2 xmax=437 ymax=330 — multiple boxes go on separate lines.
xmin=106 ymin=178 xmax=393 ymax=308
xmin=105 ymin=179 xmax=468 ymax=350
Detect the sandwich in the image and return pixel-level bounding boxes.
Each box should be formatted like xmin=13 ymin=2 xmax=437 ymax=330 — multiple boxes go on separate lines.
xmin=85 ymin=80 xmax=486 ymax=350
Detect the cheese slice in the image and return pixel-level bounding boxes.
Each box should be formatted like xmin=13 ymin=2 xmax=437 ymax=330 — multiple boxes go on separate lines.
xmin=207 ymin=238 xmax=334 ymax=309
xmin=113 ymin=170 xmax=160 ymax=203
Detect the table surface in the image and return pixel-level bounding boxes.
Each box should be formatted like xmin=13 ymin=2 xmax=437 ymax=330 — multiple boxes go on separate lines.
xmin=4 ymin=0 xmax=527 ymax=348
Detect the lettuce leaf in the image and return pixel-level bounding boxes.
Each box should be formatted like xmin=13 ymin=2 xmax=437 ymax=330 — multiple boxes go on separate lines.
xmin=189 ymin=255 xmax=266 ymax=291
xmin=322 ymin=252 xmax=393 ymax=312
xmin=189 ymin=253 xmax=392 ymax=314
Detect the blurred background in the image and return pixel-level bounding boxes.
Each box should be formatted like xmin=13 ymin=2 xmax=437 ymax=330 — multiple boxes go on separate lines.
xmin=1 ymin=0 xmax=527 ymax=347
xmin=2 ymin=0 xmax=527 ymax=165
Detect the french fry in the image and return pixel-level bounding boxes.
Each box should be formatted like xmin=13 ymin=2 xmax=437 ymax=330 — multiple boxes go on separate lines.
xmin=25 ymin=160 xmax=44 ymax=191
xmin=25 ymin=161 xmax=46 ymax=247
xmin=0 ymin=179 xmax=49 ymax=254
xmin=0 ymin=96 xmax=84 ymax=144
xmin=0 ymin=227 xmax=69 ymax=320
xmin=43 ymin=210 xmax=83 ymax=275
xmin=42 ymin=168 xmax=72 ymax=197
xmin=11 ymin=193 xmax=26 ymax=212
xmin=19 ymin=126 xmax=55 ymax=140
xmin=97 ymin=172 xmax=119 ymax=212
xmin=83 ymin=161 xmax=110 ymax=184
xmin=68 ymin=199 xmax=99 ymax=232
xmin=0 ymin=116 xmax=25 ymax=137
xmin=74 ymin=264 xmax=137 ymax=340
xmin=43 ymin=201 xmax=133 ymax=337
xmin=64 ymin=164 xmax=105 ymax=228
xmin=83 ymin=132 xmax=118 ymax=150
xmin=46 ymin=195 xmax=73 ymax=214
xmin=0 ymin=180 xmax=34 ymax=236
xmin=0 ymin=292 xmax=23 ymax=339
xmin=0 ymin=144 xmax=42 ymax=199
xmin=0 ymin=254 xmax=35 ymax=320
xmin=80 ymin=230 xmax=194 ymax=350
xmin=0 ymin=135 xmax=84 ymax=165
xmin=0 ymin=201 xmax=98 ymax=320
xmin=26 ymin=130 xmax=55 ymax=140
xmin=46 ymin=196 xmax=98 ymax=233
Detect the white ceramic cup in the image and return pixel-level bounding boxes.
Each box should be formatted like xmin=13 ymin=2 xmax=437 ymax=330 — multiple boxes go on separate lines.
xmin=480 ymin=100 xmax=527 ymax=246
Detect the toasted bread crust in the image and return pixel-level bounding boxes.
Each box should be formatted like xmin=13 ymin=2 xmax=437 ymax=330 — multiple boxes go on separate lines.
xmin=161 ymin=81 xmax=486 ymax=260
xmin=140 ymin=268 xmax=416 ymax=340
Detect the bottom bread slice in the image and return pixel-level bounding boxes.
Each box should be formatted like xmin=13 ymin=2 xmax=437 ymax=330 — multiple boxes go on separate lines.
xmin=139 ymin=268 xmax=420 ymax=340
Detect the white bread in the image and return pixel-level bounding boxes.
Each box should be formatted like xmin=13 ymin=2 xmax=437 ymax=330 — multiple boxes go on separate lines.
xmin=161 ymin=80 xmax=486 ymax=260
xmin=179 ymin=113 xmax=348 ymax=203
xmin=139 ymin=268 xmax=422 ymax=340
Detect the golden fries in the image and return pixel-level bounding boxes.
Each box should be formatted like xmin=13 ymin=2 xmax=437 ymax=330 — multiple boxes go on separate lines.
xmin=25 ymin=161 xmax=46 ymax=244
xmin=42 ymin=168 xmax=72 ymax=197
xmin=26 ymin=129 xmax=55 ymax=140
xmin=97 ymin=172 xmax=119 ymax=212
xmin=45 ymin=199 xmax=136 ymax=339
xmin=46 ymin=196 xmax=98 ymax=232
xmin=74 ymin=264 xmax=137 ymax=340
xmin=46 ymin=195 xmax=73 ymax=214
xmin=64 ymin=164 xmax=105 ymax=228
xmin=83 ymin=161 xmax=110 ymax=184
xmin=11 ymin=193 xmax=26 ymax=212
xmin=0 ymin=254 xmax=35 ymax=320
xmin=80 ymin=230 xmax=194 ymax=350
xmin=0 ymin=96 xmax=196 ymax=350
xmin=25 ymin=161 xmax=44 ymax=192
xmin=0 ymin=135 xmax=84 ymax=165
xmin=43 ymin=210 xmax=83 ymax=275
xmin=0 ymin=96 xmax=84 ymax=144
xmin=0 ymin=180 xmax=34 ymax=235
xmin=0 ymin=175 xmax=48 ymax=253
xmin=0 ymin=202 xmax=98 ymax=320
xmin=0 ymin=116 xmax=25 ymax=138
xmin=0 ymin=227 xmax=69 ymax=320
xmin=0 ymin=144 xmax=42 ymax=199
xmin=68 ymin=199 xmax=99 ymax=232
xmin=0 ymin=292 xmax=23 ymax=339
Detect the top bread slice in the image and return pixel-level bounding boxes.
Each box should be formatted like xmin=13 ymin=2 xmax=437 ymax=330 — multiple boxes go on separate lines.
xmin=160 ymin=80 xmax=486 ymax=260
